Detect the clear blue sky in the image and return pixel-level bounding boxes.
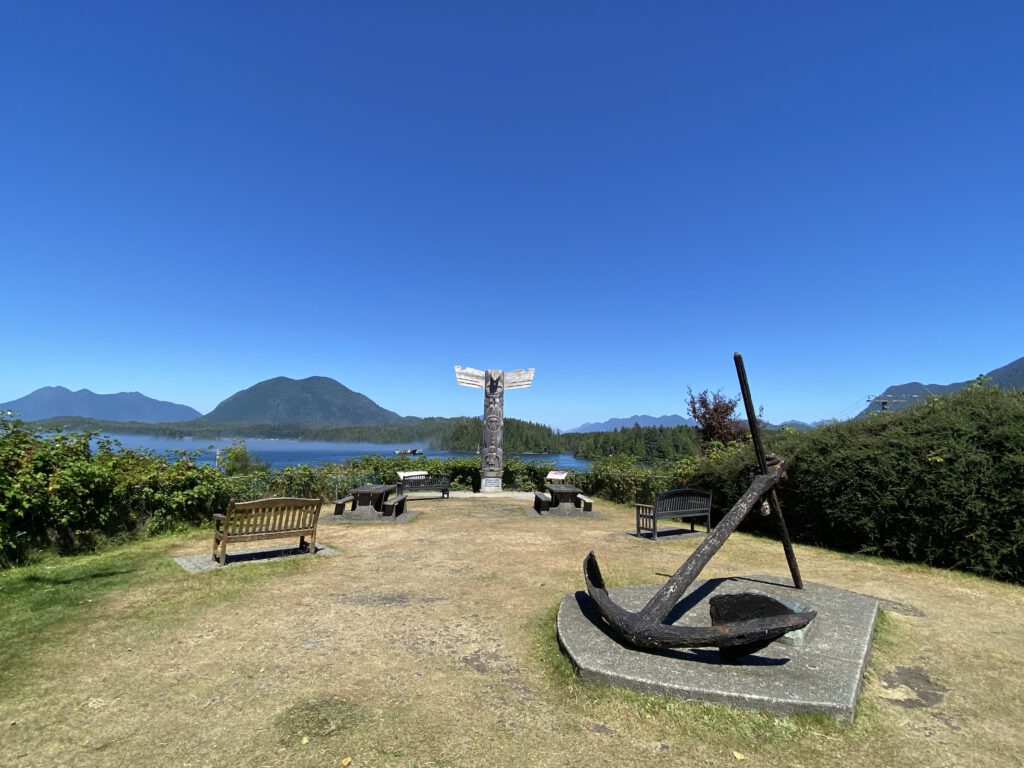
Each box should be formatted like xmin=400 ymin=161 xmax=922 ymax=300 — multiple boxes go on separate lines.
xmin=2 ymin=2 xmax=1021 ymax=430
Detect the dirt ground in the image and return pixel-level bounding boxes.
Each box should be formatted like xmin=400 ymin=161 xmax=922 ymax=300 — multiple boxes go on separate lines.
xmin=2 ymin=495 xmax=1022 ymax=768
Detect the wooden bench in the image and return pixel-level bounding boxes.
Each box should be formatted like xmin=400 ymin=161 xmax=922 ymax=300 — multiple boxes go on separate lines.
xmin=636 ymin=488 xmax=712 ymax=541
xmin=381 ymin=494 xmax=408 ymax=517
xmin=334 ymin=494 xmax=355 ymax=513
xmin=577 ymin=494 xmax=594 ymax=512
xmin=213 ymin=497 xmax=323 ymax=565
xmin=396 ymin=472 xmax=450 ymax=498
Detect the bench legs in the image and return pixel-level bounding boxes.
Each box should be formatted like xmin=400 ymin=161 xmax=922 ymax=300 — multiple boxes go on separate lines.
xmin=212 ymin=532 xmax=318 ymax=566
xmin=636 ymin=509 xmax=657 ymax=539
xmin=213 ymin=535 xmax=228 ymax=565
xmin=636 ymin=512 xmax=710 ymax=541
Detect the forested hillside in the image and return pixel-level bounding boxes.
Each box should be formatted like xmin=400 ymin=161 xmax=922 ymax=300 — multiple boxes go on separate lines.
xmin=29 ymin=415 xmax=562 ymax=454
xmin=203 ymin=376 xmax=403 ymax=427
xmin=560 ymin=424 xmax=699 ymax=461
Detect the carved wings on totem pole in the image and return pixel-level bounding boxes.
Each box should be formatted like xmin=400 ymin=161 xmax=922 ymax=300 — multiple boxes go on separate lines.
xmin=454 ymin=366 xmax=535 ymax=390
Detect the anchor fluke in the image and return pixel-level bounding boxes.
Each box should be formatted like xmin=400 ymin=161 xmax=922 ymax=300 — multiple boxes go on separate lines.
xmin=584 ymin=552 xmax=815 ymax=653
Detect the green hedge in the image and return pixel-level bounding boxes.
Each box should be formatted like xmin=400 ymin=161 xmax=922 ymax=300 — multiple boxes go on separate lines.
xmin=0 ymin=426 xmax=236 ymax=565
xmin=686 ymin=386 xmax=1024 ymax=584
xmin=0 ymin=422 xmax=561 ymax=566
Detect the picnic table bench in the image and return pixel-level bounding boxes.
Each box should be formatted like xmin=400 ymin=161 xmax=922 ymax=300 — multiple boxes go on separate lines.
xmin=212 ymin=497 xmax=323 ymax=565
xmin=636 ymin=487 xmax=712 ymax=540
xmin=396 ymin=470 xmax=450 ymax=498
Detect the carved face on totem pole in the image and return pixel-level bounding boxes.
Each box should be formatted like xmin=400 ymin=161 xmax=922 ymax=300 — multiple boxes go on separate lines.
xmin=482 ymin=370 xmax=504 ymax=471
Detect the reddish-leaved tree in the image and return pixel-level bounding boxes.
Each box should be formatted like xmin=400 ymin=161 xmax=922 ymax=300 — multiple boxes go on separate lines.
xmin=686 ymin=387 xmax=748 ymax=446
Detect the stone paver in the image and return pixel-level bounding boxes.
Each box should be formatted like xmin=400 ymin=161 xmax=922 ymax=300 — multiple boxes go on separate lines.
xmin=174 ymin=544 xmax=340 ymax=574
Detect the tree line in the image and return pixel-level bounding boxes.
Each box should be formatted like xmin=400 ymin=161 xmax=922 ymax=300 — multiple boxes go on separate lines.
xmin=30 ymin=414 xmax=701 ymax=460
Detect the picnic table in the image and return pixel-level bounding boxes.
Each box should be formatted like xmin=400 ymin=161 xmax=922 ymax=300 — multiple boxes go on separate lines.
xmin=337 ymin=484 xmax=399 ymax=515
xmin=534 ymin=483 xmax=594 ymax=516
xmin=546 ymin=483 xmax=582 ymax=511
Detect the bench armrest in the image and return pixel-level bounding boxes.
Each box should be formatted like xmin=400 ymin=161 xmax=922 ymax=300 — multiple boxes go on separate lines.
xmin=635 ymin=503 xmax=654 ymax=513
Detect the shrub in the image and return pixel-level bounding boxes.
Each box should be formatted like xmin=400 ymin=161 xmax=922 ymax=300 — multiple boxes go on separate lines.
xmin=687 ymin=386 xmax=1024 ymax=584
xmin=687 ymin=387 xmax=748 ymax=446
xmin=0 ymin=420 xmax=235 ymax=564
xmin=217 ymin=439 xmax=271 ymax=476
xmin=577 ymin=455 xmax=671 ymax=505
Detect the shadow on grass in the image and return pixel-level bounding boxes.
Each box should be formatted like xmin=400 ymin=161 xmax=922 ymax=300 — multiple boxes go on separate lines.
xmin=22 ymin=568 xmax=138 ymax=585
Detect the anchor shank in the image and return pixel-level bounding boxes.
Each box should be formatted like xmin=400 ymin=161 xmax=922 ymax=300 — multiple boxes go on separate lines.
xmin=734 ymin=352 xmax=804 ymax=589
xmin=636 ymin=466 xmax=781 ymax=625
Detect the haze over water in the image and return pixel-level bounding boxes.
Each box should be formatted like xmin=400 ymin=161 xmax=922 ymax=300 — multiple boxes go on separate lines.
xmin=98 ymin=434 xmax=591 ymax=472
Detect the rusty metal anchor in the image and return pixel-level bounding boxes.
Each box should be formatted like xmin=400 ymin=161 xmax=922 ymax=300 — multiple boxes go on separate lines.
xmin=583 ymin=353 xmax=816 ymax=656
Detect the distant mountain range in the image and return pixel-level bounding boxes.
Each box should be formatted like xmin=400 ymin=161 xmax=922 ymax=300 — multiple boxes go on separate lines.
xmin=566 ymin=414 xmax=696 ymax=433
xmin=7 ymin=355 xmax=1022 ymax=431
xmin=1 ymin=376 xmax=401 ymax=428
xmin=859 ymin=355 xmax=1024 ymax=416
xmin=0 ymin=387 xmax=202 ymax=423
xmin=203 ymin=376 xmax=402 ymax=427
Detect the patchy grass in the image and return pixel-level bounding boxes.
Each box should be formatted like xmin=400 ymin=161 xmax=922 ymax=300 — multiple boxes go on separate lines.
xmin=1 ymin=496 xmax=1021 ymax=768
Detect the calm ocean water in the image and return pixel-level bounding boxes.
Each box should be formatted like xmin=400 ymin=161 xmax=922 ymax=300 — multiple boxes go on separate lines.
xmin=96 ymin=434 xmax=591 ymax=472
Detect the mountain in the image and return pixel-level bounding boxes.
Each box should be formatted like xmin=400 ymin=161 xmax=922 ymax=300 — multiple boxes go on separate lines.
xmin=566 ymin=414 xmax=696 ymax=433
xmin=0 ymin=386 xmax=202 ymax=423
xmin=203 ymin=376 xmax=403 ymax=427
xmin=860 ymin=355 xmax=1024 ymax=416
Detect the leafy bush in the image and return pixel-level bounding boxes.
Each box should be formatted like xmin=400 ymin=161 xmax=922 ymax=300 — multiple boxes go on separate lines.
xmin=686 ymin=387 xmax=748 ymax=445
xmin=217 ymin=439 xmax=271 ymax=476
xmin=686 ymin=386 xmax=1024 ymax=584
xmin=576 ymin=455 xmax=669 ymax=504
xmin=0 ymin=420 xmax=235 ymax=565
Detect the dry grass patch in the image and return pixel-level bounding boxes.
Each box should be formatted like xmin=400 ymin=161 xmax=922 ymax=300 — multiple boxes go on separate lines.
xmin=1 ymin=496 xmax=1021 ymax=767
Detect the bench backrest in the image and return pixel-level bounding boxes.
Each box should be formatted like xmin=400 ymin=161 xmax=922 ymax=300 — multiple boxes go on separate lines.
xmin=402 ymin=473 xmax=449 ymax=484
xmin=653 ymin=488 xmax=712 ymax=515
xmin=396 ymin=471 xmax=429 ymax=480
xmin=224 ymin=497 xmax=322 ymax=535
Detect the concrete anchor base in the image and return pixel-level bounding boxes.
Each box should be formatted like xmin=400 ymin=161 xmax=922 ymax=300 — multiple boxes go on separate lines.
xmin=557 ymin=574 xmax=877 ymax=719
